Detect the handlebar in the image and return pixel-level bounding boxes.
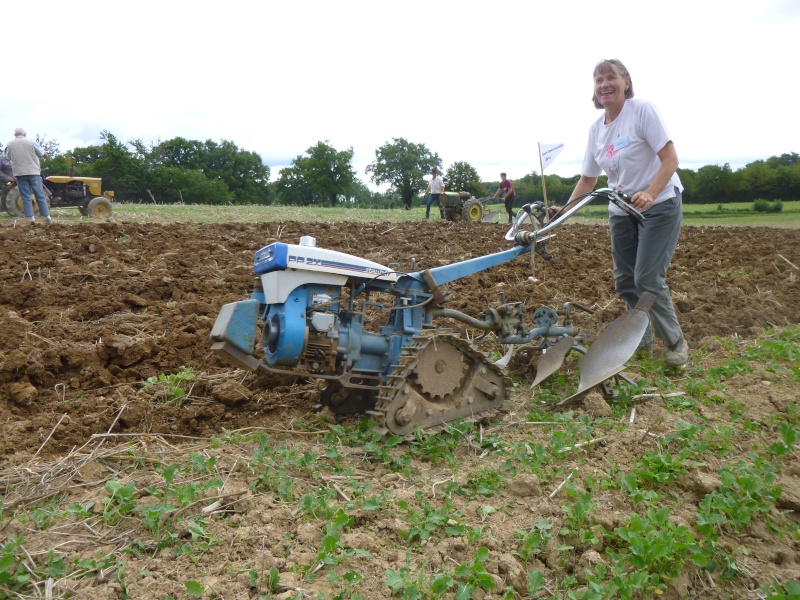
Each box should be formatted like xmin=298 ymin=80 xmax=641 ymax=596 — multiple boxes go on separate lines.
xmin=504 ymin=187 xmax=645 ymax=245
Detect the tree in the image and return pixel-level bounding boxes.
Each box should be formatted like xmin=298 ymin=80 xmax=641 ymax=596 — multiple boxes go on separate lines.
xmin=148 ymin=137 xmax=272 ymax=205
xmin=766 ymin=152 xmax=800 ymax=169
xmin=677 ymin=168 xmax=696 ymax=202
xmin=694 ymin=163 xmax=734 ymax=204
xmin=143 ymin=166 xmax=234 ymax=205
xmin=445 ymin=162 xmax=487 ymax=197
xmin=275 ymin=141 xmax=356 ymax=207
xmin=741 ymin=160 xmax=777 ymax=200
xmin=35 ymin=135 xmax=61 ymax=157
xmin=341 ymin=180 xmax=377 ymax=207
xmin=70 ymin=131 xmax=146 ymax=200
xmin=36 ymin=136 xmax=72 ymax=176
xmin=275 ymin=163 xmax=315 ymax=205
xmin=772 ymin=164 xmax=800 ymax=201
xmin=300 ymin=141 xmax=356 ymax=207
xmin=366 ymin=138 xmax=441 ymax=210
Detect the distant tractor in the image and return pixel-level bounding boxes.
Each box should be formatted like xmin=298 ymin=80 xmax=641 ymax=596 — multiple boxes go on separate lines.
xmin=2 ymin=176 xmax=114 ymax=218
xmin=439 ymin=191 xmax=499 ymax=222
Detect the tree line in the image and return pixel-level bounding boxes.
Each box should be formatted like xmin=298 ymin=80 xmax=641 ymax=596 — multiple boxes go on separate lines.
xmin=6 ymin=133 xmax=798 ymax=207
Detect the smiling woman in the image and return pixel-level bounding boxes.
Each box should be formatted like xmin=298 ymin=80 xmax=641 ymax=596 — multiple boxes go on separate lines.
xmin=560 ymin=58 xmax=689 ymax=368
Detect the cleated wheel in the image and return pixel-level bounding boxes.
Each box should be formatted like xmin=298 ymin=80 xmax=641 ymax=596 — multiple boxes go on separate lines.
xmin=373 ymin=331 xmax=510 ymax=436
xmin=462 ymin=198 xmax=485 ymax=222
xmin=87 ymin=197 xmax=113 ymax=218
xmin=4 ymin=187 xmax=40 ymax=218
xmin=414 ymin=340 xmax=466 ymax=398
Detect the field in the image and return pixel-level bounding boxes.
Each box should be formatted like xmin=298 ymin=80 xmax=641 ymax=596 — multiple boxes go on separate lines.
xmin=1 ymin=207 xmax=800 ymax=599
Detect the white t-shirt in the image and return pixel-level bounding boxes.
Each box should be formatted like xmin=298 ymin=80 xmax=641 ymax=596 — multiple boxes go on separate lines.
xmin=429 ymin=175 xmax=444 ymax=194
xmin=581 ymin=99 xmax=683 ymax=215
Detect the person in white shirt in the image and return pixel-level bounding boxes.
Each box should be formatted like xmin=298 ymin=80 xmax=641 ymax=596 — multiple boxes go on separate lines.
xmin=562 ymin=59 xmax=688 ymax=367
xmin=424 ymin=168 xmax=445 ymax=220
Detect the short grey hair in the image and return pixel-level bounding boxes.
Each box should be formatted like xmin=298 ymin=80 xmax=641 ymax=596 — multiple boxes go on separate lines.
xmin=14 ymin=128 xmax=26 ymax=137
xmin=591 ymin=59 xmax=634 ymax=109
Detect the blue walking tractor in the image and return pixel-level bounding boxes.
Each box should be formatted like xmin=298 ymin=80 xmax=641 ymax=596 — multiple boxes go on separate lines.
xmin=210 ymin=188 xmax=649 ymax=435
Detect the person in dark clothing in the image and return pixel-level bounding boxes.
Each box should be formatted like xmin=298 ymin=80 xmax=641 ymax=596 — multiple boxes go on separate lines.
xmin=0 ymin=155 xmax=15 ymax=184
xmin=493 ymin=172 xmax=516 ymax=223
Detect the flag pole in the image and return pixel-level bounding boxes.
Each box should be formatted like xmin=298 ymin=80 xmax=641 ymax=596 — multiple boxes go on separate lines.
xmin=538 ymin=142 xmax=551 ymax=219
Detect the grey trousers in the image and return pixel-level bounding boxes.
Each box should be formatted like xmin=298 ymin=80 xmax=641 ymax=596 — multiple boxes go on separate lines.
xmin=609 ymin=188 xmax=684 ymax=348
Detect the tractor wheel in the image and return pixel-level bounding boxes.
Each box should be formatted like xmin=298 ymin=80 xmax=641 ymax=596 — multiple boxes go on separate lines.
xmin=4 ymin=188 xmax=40 ymax=218
xmin=87 ymin=197 xmax=113 ymax=219
xmin=461 ymin=198 xmax=485 ymax=222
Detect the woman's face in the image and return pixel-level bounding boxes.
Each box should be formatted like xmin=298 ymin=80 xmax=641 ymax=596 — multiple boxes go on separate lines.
xmin=594 ymin=65 xmax=628 ymax=111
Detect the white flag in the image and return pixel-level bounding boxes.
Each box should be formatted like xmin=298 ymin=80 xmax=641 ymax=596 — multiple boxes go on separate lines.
xmin=540 ymin=143 xmax=565 ymax=172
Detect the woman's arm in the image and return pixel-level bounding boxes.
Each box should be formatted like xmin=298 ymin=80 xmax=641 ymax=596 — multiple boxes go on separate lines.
xmin=630 ymin=141 xmax=678 ymax=210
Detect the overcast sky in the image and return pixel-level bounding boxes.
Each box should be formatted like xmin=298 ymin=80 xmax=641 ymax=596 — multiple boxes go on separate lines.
xmin=4 ymin=0 xmax=799 ymax=190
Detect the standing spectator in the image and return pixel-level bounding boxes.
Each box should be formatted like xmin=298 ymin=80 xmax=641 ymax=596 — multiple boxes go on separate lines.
xmin=0 ymin=155 xmax=14 ymax=184
xmin=424 ymin=168 xmax=444 ymax=219
xmin=5 ymin=128 xmax=51 ymax=223
xmin=493 ymin=173 xmax=516 ymax=224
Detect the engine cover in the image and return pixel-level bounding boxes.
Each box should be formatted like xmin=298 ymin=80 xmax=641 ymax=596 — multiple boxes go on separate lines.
xmin=254 ymin=240 xmax=397 ymax=282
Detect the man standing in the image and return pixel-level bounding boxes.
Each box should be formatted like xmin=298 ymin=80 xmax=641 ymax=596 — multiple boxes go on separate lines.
xmin=493 ymin=172 xmax=516 ymax=224
xmin=424 ymin=168 xmax=445 ymax=220
xmin=5 ymin=128 xmax=51 ymax=223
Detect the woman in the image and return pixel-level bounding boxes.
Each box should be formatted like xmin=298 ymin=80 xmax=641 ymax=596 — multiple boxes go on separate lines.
xmin=567 ymin=58 xmax=688 ymax=366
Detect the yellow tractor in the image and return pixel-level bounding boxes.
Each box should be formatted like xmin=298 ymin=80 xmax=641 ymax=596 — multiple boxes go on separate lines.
xmin=2 ymin=175 xmax=114 ymax=218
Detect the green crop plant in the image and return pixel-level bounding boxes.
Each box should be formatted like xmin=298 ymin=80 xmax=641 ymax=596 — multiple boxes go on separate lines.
xmin=409 ymin=420 xmax=471 ymax=467
xmin=22 ymin=497 xmax=61 ymax=530
xmin=507 ymin=439 xmax=553 ymax=473
xmin=513 ymin=518 xmax=554 ymax=563
xmin=619 ymin=473 xmax=662 ymax=506
xmin=561 ymin=485 xmax=599 ymax=532
xmin=396 ymin=493 xmax=465 ymax=543
xmin=767 ymin=422 xmax=799 ymax=456
xmin=296 ymin=487 xmax=340 ymax=520
xmin=457 ymin=468 xmax=504 ymax=499
xmin=325 ymin=569 xmax=364 ymax=600
xmin=452 ymin=547 xmax=496 ymax=597
xmin=760 ymin=579 xmax=800 ymax=599
xmin=138 ymin=463 xmax=222 ymax=536
xmin=696 ymin=461 xmax=780 ymax=534
xmin=385 ymin=551 xmax=448 ymax=598
xmin=632 ymin=450 xmax=690 ymax=488
xmin=309 ymin=509 xmax=370 ymax=575
xmin=140 ymin=366 xmax=195 ymax=407
xmin=0 ymin=536 xmax=71 ymax=597
xmin=101 ymin=479 xmax=137 ymax=526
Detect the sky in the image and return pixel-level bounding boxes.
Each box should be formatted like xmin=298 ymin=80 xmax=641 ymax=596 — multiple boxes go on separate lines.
xmin=4 ymin=0 xmax=799 ymax=191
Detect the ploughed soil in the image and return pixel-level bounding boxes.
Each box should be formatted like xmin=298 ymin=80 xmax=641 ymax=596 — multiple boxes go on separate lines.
xmin=1 ymin=218 xmax=799 ymax=599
